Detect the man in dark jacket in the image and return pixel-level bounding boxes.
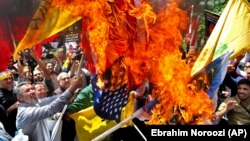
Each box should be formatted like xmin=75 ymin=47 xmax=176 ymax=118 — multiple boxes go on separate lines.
xmin=0 ymin=70 xmax=18 ymax=136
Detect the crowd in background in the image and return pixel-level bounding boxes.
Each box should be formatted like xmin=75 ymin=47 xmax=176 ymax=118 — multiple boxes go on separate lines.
xmin=0 ymin=44 xmax=250 ymax=141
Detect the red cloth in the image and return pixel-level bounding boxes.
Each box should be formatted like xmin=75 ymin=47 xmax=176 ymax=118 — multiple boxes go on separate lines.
xmin=0 ymin=16 xmax=13 ymax=71
xmin=81 ymin=19 xmax=96 ymax=73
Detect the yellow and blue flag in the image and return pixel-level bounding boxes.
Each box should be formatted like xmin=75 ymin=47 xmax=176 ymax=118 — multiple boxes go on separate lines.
xmin=69 ymin=94 xmax=136 ymax=141
xmin=191 ymin=0 xmax=250 ymax=76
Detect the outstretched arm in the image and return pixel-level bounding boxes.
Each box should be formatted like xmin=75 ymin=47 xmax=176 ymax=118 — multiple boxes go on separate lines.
xmin=30 ymin=49 xmax=51 ymax=80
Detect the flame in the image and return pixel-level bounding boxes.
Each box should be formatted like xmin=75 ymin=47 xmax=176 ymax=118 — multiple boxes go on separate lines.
xmin=53 ymin=0 xmax=214 ymax=124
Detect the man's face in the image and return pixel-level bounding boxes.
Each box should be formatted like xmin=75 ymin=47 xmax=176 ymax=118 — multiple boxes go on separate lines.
xmin=59 ymin=73 xmax=71 ymax=89
xmin=34 ymin=84 xmax=47 ymax=99
xmin=0 ymin=72 xmax=14 ymax=91
xmin=33 ymin=70 xmax=43 ymax=82
xmin=46 ymin=63 xmax=53 ymax=73
xmin=245 ymin=68 xmax=250 ymax=80
xmin=23 ymin=67 xmax=32 ymax=78
xmin=19 ymin=84 xmax=37 ymax=104
xmin=244 ymin=62 xmax=250 ymax=71
xmin=237 ymin=84 xmax=250 ymax=101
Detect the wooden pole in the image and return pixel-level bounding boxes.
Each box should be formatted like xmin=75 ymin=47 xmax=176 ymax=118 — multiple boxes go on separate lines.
xmin=91 ymin=108 xmax=144 ymax=141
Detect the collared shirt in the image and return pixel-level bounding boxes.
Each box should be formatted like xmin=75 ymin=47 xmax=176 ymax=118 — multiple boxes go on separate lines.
xmin=16 ymin=90 xmax=72 ymax=141
xmin=218 ymin=96 xmax=250 ymax=125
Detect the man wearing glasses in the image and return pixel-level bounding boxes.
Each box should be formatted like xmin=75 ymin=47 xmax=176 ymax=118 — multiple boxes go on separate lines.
xmin=53 ymin=72 xmax=76 ymax=141
xmin=54 ymin=72 xmax=71 ymax=96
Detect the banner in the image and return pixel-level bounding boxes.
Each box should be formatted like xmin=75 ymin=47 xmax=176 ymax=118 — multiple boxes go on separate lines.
xmin=13 ymin=0 xmax=81 ymax=61
xmin=204 ymin=10 xmax=220 ymax=38
xmin=191 ymin=0 xmax=250 ymax=76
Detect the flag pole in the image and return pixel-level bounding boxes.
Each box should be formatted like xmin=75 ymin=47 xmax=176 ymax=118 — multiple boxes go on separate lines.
xmin=188 ymin=5 xmax=194 ymax=35
xmin=77 ymin=52 xmax=84 ymax=76
xmin=132 ymin=121 xmax=147 ymax=141
xmin=189 ymin=16 xmax=200 ymax=49
xmin=187 ymin=5 xmax=194 ymax=53
xmin=76 ymin=51 xmax=87 ymax=88
xmin=91 ymin=108 xmax=144 ymax=141
xmin=7 ymin=16 xmax=17 ymax=49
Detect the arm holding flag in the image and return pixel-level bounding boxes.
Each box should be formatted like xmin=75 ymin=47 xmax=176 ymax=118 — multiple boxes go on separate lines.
xmin=66 ymin=84 xmax=94 ymax=115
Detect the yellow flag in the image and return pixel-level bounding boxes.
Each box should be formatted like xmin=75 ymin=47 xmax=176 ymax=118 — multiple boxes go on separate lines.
xmin=70 ymin=94 xmax=136 ymax=141
xmin=13 ymin=0 xmax=81 ymax=61
xmin=191 ymin=0 xmax=250 ymax=76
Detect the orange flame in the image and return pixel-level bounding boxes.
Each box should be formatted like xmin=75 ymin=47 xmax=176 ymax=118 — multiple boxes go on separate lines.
xmin=53 ymin=0 xmax=214 ymax=124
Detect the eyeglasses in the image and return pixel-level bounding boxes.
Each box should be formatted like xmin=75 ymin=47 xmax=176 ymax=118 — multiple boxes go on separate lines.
xmin=61 ymin=77 xmax=70 ymax=81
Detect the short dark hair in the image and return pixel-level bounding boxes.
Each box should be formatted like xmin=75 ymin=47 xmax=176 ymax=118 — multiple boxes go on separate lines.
xmin=238 ymin=79 xmax=250 ymax=87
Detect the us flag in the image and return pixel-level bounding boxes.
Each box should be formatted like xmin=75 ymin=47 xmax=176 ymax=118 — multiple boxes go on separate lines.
xmin=91 ymin=57 xmax=130 ymax=122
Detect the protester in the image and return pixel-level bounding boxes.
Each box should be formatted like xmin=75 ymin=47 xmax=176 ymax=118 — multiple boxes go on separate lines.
xmin=54 ymin=72 xmax=76 ymax=141
xmin=18 ymin=65 xmax=33 ymax=83
xmin=0 ymin=70 xmax=18 ymax=136
xmin=54 ymin=72 xmax=71 ymax=95
xmin=45 ymin=53 xmax=62 ymax=90
xmin=30 ymin=50 xmax=55 ymax=95
xmin=15 ymin=76 xmax=83 ymax=141
xmin=215 ymin=79 xmax=250 ymax=125
xmin=33 ymin=82 xmax=52 ymax=99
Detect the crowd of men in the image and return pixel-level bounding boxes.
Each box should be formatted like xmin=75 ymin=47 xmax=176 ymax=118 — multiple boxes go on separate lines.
xmin=0 ymin=46 xmax=250 ymax=141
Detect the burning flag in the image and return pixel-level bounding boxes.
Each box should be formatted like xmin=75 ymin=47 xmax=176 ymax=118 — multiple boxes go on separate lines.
xmin=91 ymin=57 xmax=130 ymax=122
xmin=191 ymin=50 xmax=233 ymax=111
xmin=52 ymin=0 xmax=215 ymax=125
